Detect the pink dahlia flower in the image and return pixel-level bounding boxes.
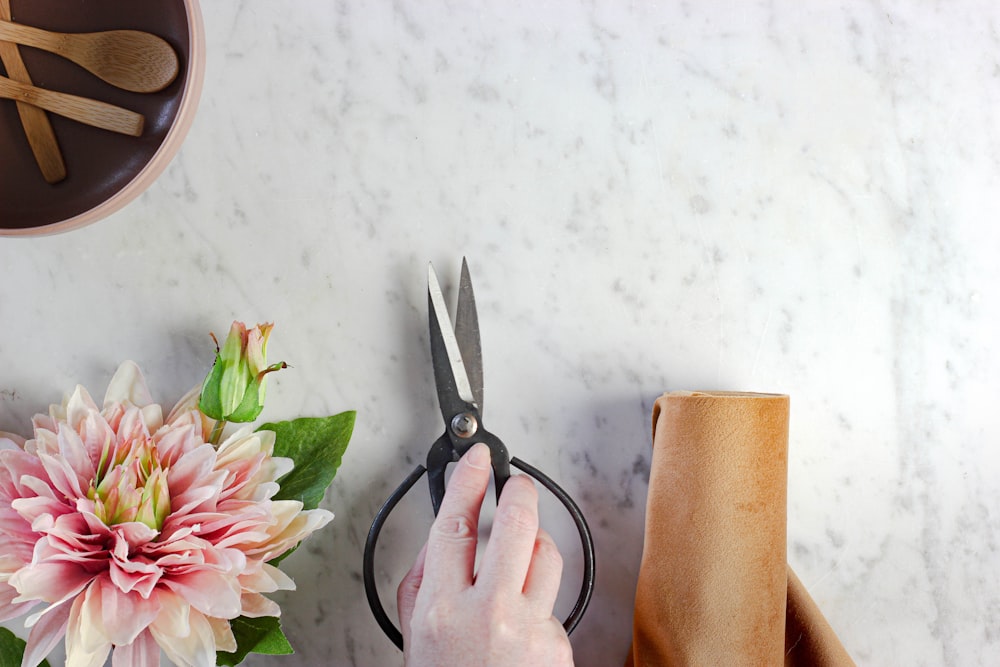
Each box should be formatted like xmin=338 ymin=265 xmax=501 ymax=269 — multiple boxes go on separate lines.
xmin=0 ymin=362 xmax=333 ymax=667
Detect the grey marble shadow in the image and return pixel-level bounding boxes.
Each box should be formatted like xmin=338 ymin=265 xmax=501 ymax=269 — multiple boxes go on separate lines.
xmin=551 ymin=394 xmax=653 ymax=667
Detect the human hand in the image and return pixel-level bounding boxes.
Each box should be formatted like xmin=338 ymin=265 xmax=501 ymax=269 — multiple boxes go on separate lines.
xmin=397 ymin=443 xmax=574 ymax=667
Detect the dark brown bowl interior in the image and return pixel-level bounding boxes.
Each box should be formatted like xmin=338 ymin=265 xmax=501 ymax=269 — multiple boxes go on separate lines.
xmin=0 ymin=0 xmax=191 ymax=230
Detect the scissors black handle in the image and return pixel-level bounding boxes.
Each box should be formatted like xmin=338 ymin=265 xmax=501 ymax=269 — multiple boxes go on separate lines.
xmin=363 ymin=459 xmax=596 ymax=650
xmin=426 ymin=430 xmax=510 ymax=515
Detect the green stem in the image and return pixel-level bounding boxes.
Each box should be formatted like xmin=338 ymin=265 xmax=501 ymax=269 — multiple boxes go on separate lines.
xmin=209 ymin=419 xmax=228 ymax=445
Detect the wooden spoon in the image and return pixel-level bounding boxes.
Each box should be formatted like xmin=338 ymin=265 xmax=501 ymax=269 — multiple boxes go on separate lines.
xmin=0 ymin=20 xmax=179 ymax=93
xmin=0 ymin=74 xmax=144 ymax=136
xmin=0 ymin=0 xmax=65 ymax=183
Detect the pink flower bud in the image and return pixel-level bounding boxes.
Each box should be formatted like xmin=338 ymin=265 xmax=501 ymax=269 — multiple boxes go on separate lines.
xmin=198 ymin=321 xmax=287 ymax=422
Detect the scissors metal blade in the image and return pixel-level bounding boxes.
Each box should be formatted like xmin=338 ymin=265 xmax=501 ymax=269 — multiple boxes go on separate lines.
xmin=428 ymin=264 xmax=476 ymax=416
xmin=454 ymin=258 xmax=484 ymax=411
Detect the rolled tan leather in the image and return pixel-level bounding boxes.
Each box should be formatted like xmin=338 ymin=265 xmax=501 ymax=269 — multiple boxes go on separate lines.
xmin=785 ymin=566 xmax=855 ymax=667
xmin=625 ymin=391 xmax=853 ymax=667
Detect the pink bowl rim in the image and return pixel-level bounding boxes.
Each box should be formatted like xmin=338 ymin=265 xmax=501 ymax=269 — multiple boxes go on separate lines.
xmin=0 ymin=0 xmax=206 ymax=238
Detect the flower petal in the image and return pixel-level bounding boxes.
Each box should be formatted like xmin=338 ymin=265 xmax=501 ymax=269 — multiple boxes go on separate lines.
xmin=151 ymin=423 xmax=200 ymax=467
xmin=64 ymin=588 xmax=111 ymax=667
xmin=152 ymin=607 xmax=216 ymax=667
xmin=37 ymin=450 xmax=86 ymax=502
xmin=161 ymin=569 xmax=242 ymax=619
xmin=11 ymin=558 xmax=93 ymax=605
xmin=109 ymin=555 xmax=161 ymax=599
xmin=0 ymin=432 xmax=26 ymax=449
xmin=111 ymin=628 xmax=160 ymax=667
xmin=166 ymin=445 xmax=220 ymax=499
xmin=207 ymin=615 xmax=236 ymax=653
xmin=22 ymin=598 xmax=71 ymax=667
xmin=0 ymin=585 xmax=36 ymax=623
xmin=243 ymin=503 xmax=333 ymax=561
xmin=64 ymin=386 xmax=100 ymax=432
xmin=147 ymin=590 xmax=189 ymax=639
xmin=164 ymin=385 xmax=201 ymax=424
xmin=239 ymin=591 xmax=281 ymax=618
xmin=103 ymin=362 xmax=153 ymax=409
xmin=239 ymin=562 xmax=295 ymax=594
xmin=98 ymin=576 xmax=162 ymax=645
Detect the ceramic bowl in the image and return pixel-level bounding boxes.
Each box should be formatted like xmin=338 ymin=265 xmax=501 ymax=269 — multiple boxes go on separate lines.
xmin=0 ymin=0 xmax=204 ymax=236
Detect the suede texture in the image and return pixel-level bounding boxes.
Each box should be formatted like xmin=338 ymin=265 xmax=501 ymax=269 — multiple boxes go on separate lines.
xmin=624 ymin=391 xmax=853 ymax=667
xmin=784 ymin=566 xmax=855 ymax=667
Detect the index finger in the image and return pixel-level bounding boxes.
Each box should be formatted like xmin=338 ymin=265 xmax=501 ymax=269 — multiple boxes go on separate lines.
xmin=422 ymin=443 xmax=492 ymax=594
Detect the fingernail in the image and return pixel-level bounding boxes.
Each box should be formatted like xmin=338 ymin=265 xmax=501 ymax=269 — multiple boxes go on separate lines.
xmin=466 ymin=443 xmax=490 ymax=469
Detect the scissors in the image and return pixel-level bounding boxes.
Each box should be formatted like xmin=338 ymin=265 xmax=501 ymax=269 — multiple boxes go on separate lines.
xmin=363 ymin=259 xmax=596 ymax=650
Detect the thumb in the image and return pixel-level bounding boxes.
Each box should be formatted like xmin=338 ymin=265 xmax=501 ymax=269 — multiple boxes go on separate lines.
xmin=396 ymin=542 xmax=428 ymax=646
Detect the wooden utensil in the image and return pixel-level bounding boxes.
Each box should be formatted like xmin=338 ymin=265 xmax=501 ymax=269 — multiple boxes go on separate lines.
xmin=0 ymin=74 xmax=144 ymax=136
xmin=0 ymin=19 xmax=179 ymax=93
xmin=0 ymin=0 xmax=65 ymax=183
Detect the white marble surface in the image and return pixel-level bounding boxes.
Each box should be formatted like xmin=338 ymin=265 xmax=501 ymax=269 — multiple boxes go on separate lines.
xmin=2 ymin=1 xmax=999 ymax=665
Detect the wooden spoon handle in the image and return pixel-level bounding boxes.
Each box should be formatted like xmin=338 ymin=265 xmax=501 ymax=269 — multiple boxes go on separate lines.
xmin=0 ymin=17 xmax=58 ymax=51
xmin=0 ymin=0 xmax=66 ymax=183
xmin=0 ymin=75 xmax=144 ymax=136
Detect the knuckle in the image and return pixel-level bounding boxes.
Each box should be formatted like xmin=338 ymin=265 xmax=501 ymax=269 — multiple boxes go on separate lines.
xmin=445 ymin=462 xmax=490 ymax=497
xmin=480 ymin=594 xmax=517 ymax=634
xmin=429 ymin=513 xmax=477 ymax=544
xmin=488 ymin=617 xmax=517 ymax=646
xmin=535 ymin=535 xmax=563 ymax=569
xmin=444 ymin=474 xmax=480 ymax=499
xmin=495 ymin=499 xmax=538 ymax=534
xmin=414 ymin=600 xmax=457 ymax=642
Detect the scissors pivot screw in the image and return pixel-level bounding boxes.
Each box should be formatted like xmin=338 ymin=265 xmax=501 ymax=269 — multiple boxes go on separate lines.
xmin=450 ymin=412 xmax=478 ymax=438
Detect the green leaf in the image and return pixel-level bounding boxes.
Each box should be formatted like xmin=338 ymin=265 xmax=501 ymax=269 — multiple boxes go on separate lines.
xmin=259 ymin=411 xmax=355 ymax=510
xmin=198 ymin=354 xmax=225 ymax=420
xmin=0 ymin=627 xmax=50 ymax=667
xmin=216 ymin=616 xmax=293 ymax=666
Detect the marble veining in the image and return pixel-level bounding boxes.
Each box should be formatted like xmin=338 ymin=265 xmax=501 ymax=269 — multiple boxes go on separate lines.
xmin=2 ymin=1 xmax=999 ymax=665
